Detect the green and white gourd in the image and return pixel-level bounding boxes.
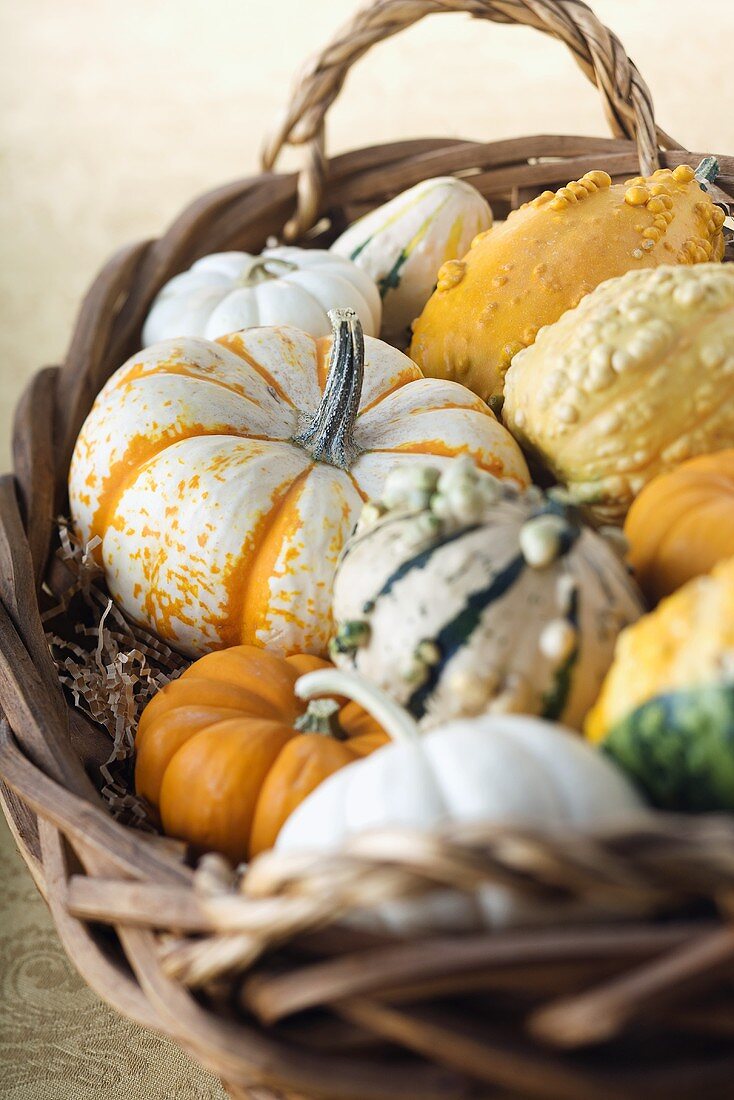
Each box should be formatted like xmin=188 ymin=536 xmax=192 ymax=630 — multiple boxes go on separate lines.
xmin=331 ymin=458 xmax=644 ymax=731
xmin=276 ymin=667 xmax=647 ymax=932
xmin=141 ymin=246 xmax=381 ymax=345
xmin=331 ymin=177 xmax=492 ymax=347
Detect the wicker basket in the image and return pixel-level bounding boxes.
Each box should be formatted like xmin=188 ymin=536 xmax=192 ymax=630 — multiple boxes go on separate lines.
xmin=3 ymin=2 xmax=734 ymax=1097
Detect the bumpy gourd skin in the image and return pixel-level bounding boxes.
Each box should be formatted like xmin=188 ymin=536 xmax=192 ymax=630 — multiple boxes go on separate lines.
xmin=586 ymin=557 xmax=734 ymax=744
xmin=331 ymin=459 xmax=642 ymax=732
xmin=409 ymin=166 xmax=726 ymax=402
xmin=503 ymin=263 xmax=734 ymax=523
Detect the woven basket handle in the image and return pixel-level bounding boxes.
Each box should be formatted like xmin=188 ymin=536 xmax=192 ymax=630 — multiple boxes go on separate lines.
xmin=262 ymin=0 xmax=672 ymax=240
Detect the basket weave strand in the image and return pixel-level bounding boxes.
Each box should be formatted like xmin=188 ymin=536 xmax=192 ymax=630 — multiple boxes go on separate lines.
xmin=261 ymin=0 xmax=674 ymax=237
xmin=2 ymin=0 xmax=734 ymax=1096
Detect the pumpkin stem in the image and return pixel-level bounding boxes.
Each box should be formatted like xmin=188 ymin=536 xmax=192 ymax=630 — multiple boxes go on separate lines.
xmin=239 ymin=256 xmax=298 ymax=287
xmin=294 ymin=308 xmax=363 ymax=471
xmin=695 ymin=157 xmax=719 ymax=189
xmin=295 ymin=669 xmax=421 ymax=745
xmin=294 ymin=698 xmax=346 ymax=739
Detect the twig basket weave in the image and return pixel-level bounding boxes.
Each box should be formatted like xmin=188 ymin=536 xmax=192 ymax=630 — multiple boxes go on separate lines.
xmin=3 ymin=2 xmax=734 ymax=1097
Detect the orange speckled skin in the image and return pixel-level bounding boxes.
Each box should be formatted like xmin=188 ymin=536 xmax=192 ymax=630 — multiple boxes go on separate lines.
xmin=68 ymin=324 xmax=529 ymax=657
xmin=410 ymin=166 xmax=726 ymax=402
xmin=135 ymin=646 xmax=387 ymax=860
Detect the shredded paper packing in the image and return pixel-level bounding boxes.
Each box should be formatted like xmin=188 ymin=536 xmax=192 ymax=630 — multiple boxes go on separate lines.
xmin=44 ymin=519 xmax=188 ymax=826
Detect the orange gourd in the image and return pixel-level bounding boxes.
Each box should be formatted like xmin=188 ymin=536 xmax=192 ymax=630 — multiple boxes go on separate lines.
xmin=624 ymin=450 xmax=734 ymax=603
xmin=410 ymin=164 xmax=726 ymax=403
xmin=135 ymin=646 xmax=386 ymax=861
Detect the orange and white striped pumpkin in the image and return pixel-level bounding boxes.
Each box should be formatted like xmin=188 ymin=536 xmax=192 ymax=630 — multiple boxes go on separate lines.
xmin=69 ymin=310 xmax=529 ymax=657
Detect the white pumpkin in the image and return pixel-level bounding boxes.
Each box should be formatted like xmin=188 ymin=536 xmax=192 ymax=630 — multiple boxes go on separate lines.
xmin=331 ymin=177 xmax=492 ymax=347
xmin=276 ymin=668 xmax=646 ymax=932
xmin=141 ymin=246 xmax=381 ymax=345
xmin=331 ymin=458 xmax=644 ymax=730
xmin=69 ymin=311 xmax=529 ymax=657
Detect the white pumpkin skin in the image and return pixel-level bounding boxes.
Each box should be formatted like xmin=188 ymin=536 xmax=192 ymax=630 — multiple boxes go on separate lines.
xmin=331 ymin=459 xmax=643 ymax=730
xmin=276 ymin=668 xmax=646 ymax=932
xmin=69 ymin=315 xmax=529 ymax=657
xmin=141 ymin=246 xmax=381 ymax=345
xmin=331 ymin=177 xmax=492 ymax=347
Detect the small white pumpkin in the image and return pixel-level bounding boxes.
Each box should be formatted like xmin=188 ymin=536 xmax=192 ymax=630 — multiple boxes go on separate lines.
xmin=277 ymin=668 xmax=646 ymax=932
xmin=331 ymin=177 xmax=492 ymax=347
xmin=141 ymin=246 xmax=381 ymax=345
xmin=331 ymin=458 xmax=644 ymax=730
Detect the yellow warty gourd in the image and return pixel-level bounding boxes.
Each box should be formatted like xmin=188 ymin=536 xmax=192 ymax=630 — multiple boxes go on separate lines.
xmin=409 ymin=165 xmax=726 ymax=403
xmin=503 ymin=263 xmax=734 ymax=523
xmin=586 ymin=556 xmax=734 ymax=744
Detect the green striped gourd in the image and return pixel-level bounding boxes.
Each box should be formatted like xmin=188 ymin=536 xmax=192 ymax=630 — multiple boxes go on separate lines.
xmin=331 ymin=177 xmax=492 ymax=348
xmin=330 ymin=458 xmax=644 ymax=731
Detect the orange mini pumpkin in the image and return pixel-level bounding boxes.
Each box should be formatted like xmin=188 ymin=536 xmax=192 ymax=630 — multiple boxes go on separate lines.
xmin=135 ymin=646 xmax=386 ymax=861
xmin=625 ymin=450 xmax=734 ymax=603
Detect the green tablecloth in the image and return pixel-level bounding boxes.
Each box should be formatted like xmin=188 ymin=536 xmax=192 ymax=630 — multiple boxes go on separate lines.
xmin=0 ymin=816 xmax=227 ymax=1100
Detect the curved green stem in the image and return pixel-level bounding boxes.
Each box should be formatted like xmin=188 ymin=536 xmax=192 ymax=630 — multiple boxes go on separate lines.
xmin=294 ymin=308 xmax=364 ymax=471
xmin=295 ymin=669 xmax=421 ymax=746
xmin=695 ymin=157 xmax=720 ymax=189
xmin=240 ymin=256 xmax=298 ymax=287
xmin=293 ymin=698 xmax=345 ymax=739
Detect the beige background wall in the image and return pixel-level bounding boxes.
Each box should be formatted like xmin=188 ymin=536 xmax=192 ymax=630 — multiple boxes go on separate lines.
xmin=1 ymin=1 xmax=734 ymax=465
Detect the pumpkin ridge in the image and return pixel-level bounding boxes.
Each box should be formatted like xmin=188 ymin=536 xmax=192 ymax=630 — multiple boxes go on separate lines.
xmin=357 ymin=369 xmax=424 ymax=416
xmin=159 ymin=717 xmax=296 ymax=860
xmin=248 ymin=733 xmax=359 ymax=856
xmin=371 ymin=438 xmax=508 ymax=478
xmin=359 ymin=379 xmax=493 ymax=423
xmin=113 ymin=355 xmax=283 ymax=407
xmin=136 ymin=711 xmax=254 ymax=805
xmin=216 ymin=334 xmax=300 ymax=407
xmin=346 ymin=471 xmax=368 ymax=503
xmin=89 ymin=426 xmax=249 ymax=551
xmin=628 ymin=486 xmax=734 ymax=595
xmin=183 ymin=647 xmax=303 ymax=718
xmin=224 ymin=466 xmax=314 ymax=649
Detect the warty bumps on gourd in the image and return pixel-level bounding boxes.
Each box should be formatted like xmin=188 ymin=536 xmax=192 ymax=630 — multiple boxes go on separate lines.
xmin=503 ymin=263 xmax=734 ymax=523
xmin=410 ymin=165 xmax=726 ymax=403
xmin=330 ymin=458 xmax=643 ymax=731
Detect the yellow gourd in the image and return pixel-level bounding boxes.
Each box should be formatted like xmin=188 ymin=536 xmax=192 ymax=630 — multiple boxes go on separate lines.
xmin=410 ymin=165 xmax=726 ymax=403
xmin=503 ymin=263 xmax=734 ymax=523
xmin=585 ymin=559 xmax=734 ymax=811
xmin=586 ymin=557 xmax=734 ymax=743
